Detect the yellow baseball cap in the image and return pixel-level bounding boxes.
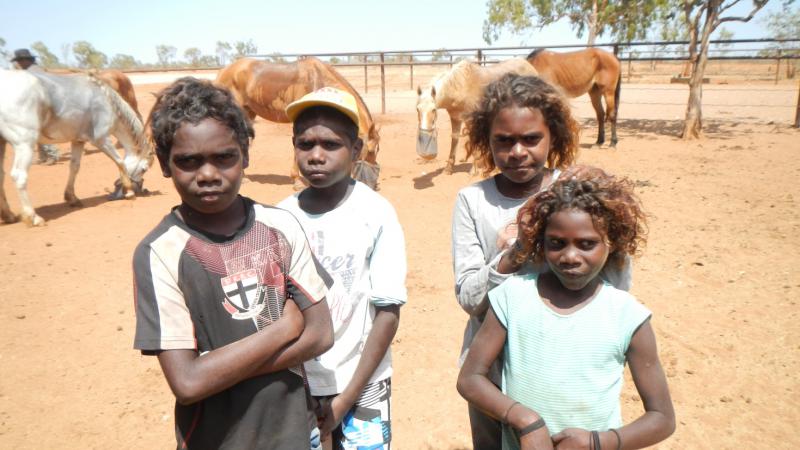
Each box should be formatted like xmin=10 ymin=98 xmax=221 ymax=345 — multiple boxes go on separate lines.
xmin=285 ymin=87 xmax=360 ymax=126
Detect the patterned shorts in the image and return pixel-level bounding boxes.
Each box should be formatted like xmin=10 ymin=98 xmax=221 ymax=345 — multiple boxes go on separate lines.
xmin=311 ymin=378 xmax=392 ymax=450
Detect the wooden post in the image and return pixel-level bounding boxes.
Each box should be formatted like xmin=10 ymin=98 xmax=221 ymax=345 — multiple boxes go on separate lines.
xmin=477 ymin=49 xmax=482 ymax=65
xmin=380 ymin=53 xmax=386 ymax=114
xmin=364 ymin=62 xmax=368 ymax=93
xmin=410 ymin=63 xmax=414 ymax=90
xmin=776 ymin=50 xmax=782 ymax=85
xmin=449 ymin=54 xmax=453 ymax=69
xmin=794 ymin=78 xmax=800 ymax=128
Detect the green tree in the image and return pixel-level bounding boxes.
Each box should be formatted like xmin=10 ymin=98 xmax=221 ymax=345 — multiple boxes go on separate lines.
xmin=30 ymin=41 xmax=61 ymax=68
xmin=184 ymin=47 xmax=202 ymax=67
xmin=713 ymin=27 xmax=735 ymax=56
xmin=431 ymin=48 xmax=452 ymax=62
xmin=330 ymin=56 xmax=341 ymax=64
xmin=72 ymin=41 xmax=107 ymax=69
xmin=233 ymin=39 xmax=258 ymax=58
xmin=679 ymin=0 xmax=775 ymax=140
xmin=760 ymin=6 xmax=799 ymax=77
xmin=109 ymin=54 xmax=139 ymax=70
xmin=155 ymin=45 xmax=177 ymax=67
xmin=216 ymin=41 xmax=232 ymax=66
xmin=483 ymin=0 xmax=667 ymax=45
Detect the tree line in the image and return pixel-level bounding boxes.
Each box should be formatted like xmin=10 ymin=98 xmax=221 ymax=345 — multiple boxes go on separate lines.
xmin=0 ymin=39 xmax=261 ymax=70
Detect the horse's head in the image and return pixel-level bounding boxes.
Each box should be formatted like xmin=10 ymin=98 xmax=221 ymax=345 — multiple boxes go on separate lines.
xmin=416 ymin=85 xmax=438 ymax=160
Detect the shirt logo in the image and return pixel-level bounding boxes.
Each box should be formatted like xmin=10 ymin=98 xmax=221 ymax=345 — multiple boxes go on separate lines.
xmin=221 ymin=269 xmax=266 ymax=320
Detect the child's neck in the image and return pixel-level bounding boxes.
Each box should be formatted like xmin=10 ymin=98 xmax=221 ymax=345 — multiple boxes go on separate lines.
xmin=495 ymin=169 xmax=553 ymax=199
xmin=177 ymin=196 xmax=247 ymax=238
xmin=537 ymin=272 xmax=603 ymax=314
xmin=298 ymin=177 xmax=355 ymax=215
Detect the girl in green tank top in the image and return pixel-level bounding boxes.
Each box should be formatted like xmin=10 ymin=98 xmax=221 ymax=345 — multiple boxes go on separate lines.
xmin=458 ymin=168 xmax=675 ymax=450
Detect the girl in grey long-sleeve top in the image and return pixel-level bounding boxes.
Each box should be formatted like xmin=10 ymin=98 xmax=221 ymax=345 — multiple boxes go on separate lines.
xmin=451 ymin=73 xmax=630 ymax=450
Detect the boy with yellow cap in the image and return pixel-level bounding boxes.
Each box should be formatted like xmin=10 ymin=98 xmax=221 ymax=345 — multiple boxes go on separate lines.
xmin=278 ymin=87 xmax=407 ymax=449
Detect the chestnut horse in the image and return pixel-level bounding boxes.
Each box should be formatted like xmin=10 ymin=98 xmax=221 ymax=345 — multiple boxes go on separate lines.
xmin=527 ymin=48 xmax=621 ymax=146
xmin=95 ymin=70 xmax=142 ymax=121
xmin=215 ymin=57 xmax=380 ymax=189
xmin=415 ymin=58 xmax=538 ymax=173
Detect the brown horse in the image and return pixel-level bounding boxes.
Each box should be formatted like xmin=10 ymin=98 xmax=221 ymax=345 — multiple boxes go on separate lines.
xmin=95 ymin=70 xmax=142 ymax=121
xmin=215 ymin=57 xmax=380 ymax=189
xmin=527 ymin=48 xmax=621 ymax=146
xmin=415 ymin=58 xmax=538 ymax=173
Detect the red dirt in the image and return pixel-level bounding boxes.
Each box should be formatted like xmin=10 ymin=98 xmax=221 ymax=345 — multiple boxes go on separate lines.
xmin=0 ymin=73 xmax=798 ymax=449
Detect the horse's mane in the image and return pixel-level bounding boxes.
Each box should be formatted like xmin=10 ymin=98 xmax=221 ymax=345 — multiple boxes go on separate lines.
xmin=88 ymin=73 xmax=153 ymax=164
xmin=527 ymin=48 xmax=547 ymax=59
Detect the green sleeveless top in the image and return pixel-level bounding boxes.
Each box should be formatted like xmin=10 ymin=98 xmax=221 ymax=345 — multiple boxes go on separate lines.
xmin=488 ymin=274 xmax=651 ymax=450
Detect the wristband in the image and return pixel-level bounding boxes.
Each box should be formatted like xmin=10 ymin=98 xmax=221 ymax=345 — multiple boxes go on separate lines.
xmin=501 ymin=401 xmax=520 ymax=424
xmin=591 ymin=430 xmax=601 ymax=450
xmin=610 ymin=428 xmax=622 ymax=450
xmin=517 ymin=417 xmax=546 ymax=437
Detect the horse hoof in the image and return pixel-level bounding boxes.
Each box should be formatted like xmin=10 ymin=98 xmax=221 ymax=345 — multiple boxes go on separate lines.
xmin=67 ymin=199 xmax=83 ymax=207
xmin=23 ymin=214 xmax=45 ymax=227
xmin=1 ymin=212 xmax=19 ymax=224
xmin=444 ymin=166 xmax=454 ymax=175
xmin=124 ymin=191 xmax=135 ymax=199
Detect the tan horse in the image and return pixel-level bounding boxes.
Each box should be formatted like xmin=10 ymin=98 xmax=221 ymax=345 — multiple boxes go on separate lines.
xmin=527 ymin=48 xmax=621 ymax=146
xmin=415 ymin=58 xmax=538 ymax=173
xmin=215 ymin=57 xmax=380 ymax=189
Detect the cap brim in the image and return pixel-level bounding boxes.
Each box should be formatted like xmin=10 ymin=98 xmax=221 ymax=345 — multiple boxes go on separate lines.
xmin=285 ymin=98 xmax=359 ymax=127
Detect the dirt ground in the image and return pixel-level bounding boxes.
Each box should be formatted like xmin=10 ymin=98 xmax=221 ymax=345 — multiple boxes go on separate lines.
xmin=0 ymin=70 xmax=798 ymax=449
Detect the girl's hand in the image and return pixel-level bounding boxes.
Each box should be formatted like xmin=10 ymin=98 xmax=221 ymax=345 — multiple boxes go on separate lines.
xmin=520 ymin=426 xmax=555 ymax=450
xmin=551 ymin=428 xmax=590 ymax=449
xmin=496 ymin=222 xmax=519 ymax=251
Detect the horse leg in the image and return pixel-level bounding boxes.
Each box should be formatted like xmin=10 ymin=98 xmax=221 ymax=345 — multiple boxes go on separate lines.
xmin=8 ymin=140 xmax=44 ymax=226
xmin=0 ymin=139 xmax=19 ymax=224
xmin=445 ymin=117 xmax=461 ymax=174
xmin=605 ymin=85 xmax=619 ymax=147
xmin=589 ymin=86 xmax=606 ymax=146
xmin=94 ymin=137 xmax=134 ymax=199
xmin=64 ymin=141 xmax=86 ymax=206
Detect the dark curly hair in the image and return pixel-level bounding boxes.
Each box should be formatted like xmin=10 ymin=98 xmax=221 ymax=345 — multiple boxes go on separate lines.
xmin=465 ymin=73 xmax=579 ymax=177
xmin=148 ymin=77 xmax=254 ymax=163
xmin=514 ymin=166 xmax=647 ymax=270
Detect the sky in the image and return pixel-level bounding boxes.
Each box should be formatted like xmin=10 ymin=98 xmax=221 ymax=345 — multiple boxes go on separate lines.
xmin=0 ymin=0 xmax=781 ymax=65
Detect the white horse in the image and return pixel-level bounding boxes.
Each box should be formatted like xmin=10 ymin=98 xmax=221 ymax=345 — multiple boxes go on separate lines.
xmin=0 ymin=69 xmax=153 ymax=226
xmin=415 ymin=58 xmax=538 ymax=173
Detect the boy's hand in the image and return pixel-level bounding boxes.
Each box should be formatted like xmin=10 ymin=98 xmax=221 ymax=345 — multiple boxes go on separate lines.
xmin=318 ymin=395 xmax=352 ymax=437
xmin=279 ymin=299 xmax=304 ymax=339
xmin=551 ymin=428 xmax=589 ymax=449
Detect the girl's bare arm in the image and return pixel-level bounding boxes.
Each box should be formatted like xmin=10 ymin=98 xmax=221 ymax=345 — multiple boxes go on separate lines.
xmin=457 ymin=309 xmax=553 ymax=450
xmin=609 ymin=320 xmax=676 ymax=449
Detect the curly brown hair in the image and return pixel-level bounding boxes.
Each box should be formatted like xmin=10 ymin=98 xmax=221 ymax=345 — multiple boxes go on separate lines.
xmin=465 ymin=73 xmax=579 ymax=177
xmin=148 ymin=77 xmax=254 ymax=164
xmin=514 ymin=166 xmax=647 ymax=269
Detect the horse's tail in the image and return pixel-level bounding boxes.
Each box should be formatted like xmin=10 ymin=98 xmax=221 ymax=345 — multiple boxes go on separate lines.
xmin=88 ymin=72 xmax=153 ymax=166
xmin=614 ymin=55 xmax=622 ymax=122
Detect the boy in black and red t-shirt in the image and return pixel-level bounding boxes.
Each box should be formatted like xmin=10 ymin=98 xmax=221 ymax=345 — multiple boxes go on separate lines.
xmin=132 ymin=77 xmax=333 ymax=450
